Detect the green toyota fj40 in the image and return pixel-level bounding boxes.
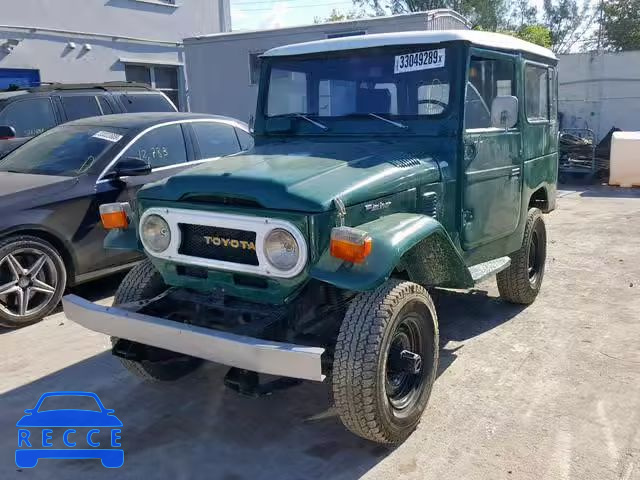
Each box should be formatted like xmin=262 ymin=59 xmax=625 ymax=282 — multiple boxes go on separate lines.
xmin=64 ymin=30 xmax=558 ymax=444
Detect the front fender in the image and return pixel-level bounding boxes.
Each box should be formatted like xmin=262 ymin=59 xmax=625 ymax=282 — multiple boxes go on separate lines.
xmin=104 ymin=227 xmax=141 ymax=251
xmin=104 ymin=209 xmax=141 ymax=252
xmin=310 ymin=213 xmax=473 ymax=291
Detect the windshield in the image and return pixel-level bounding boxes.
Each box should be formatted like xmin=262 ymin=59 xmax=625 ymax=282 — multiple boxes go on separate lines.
xmin=0 ymin=125 xmax=127 ymax=176
xmin=266 ymin=47 xmax=452 ymax=122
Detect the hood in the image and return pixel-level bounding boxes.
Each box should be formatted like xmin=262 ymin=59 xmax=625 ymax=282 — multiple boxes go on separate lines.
xmin=0 ymin=172 xmax=77 ymax=209
xmin=140 ymin=141 xmax=442 ymax=212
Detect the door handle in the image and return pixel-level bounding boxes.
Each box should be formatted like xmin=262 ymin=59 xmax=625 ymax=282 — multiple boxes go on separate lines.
xmin=509 ymin=167 xmax=521 ymax=177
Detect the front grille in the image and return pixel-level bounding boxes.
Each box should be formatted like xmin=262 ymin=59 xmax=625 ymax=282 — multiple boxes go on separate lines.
xmin=178 ymin=224 xmax=259 ymax=266
xmin=422 ymin=192 xmax=438 ymax=217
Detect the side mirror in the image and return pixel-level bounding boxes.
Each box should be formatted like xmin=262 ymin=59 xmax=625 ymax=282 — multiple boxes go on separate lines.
xmin=0 ymin=125 xmax=16 ymax=140
xmin=491 ymin=96 xmax=518 ymax=130
xmin=114 ymin=157 xmax=151 ymax=177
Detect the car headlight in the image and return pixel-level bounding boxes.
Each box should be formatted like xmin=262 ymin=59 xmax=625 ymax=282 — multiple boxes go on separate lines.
xmin=141 ymin=214 xmax=171 ymax=253
xmin=264 ymin=228 xmax=299 ymax=271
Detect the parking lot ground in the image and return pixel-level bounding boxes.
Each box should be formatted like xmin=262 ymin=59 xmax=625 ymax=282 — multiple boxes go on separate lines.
xmin=0 ymin=185 xmax=639 ymax=480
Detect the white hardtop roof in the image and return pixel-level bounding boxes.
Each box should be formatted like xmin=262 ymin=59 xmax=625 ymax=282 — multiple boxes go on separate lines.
xmin=262 ymin=30 xmax=557 ymax=61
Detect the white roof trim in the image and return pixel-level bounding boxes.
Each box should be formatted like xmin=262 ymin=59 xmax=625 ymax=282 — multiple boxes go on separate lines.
xmin=262 ymin=30 xmax=557 ymax=61
xmin=119 ymin=57 xmax=184 ymax=67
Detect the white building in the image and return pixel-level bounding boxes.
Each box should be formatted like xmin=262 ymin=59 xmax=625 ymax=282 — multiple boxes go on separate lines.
xmin=0 ymin=0 xmax=231 ymax=110
xmin=558 ymin=50 xmax=640 ymax=140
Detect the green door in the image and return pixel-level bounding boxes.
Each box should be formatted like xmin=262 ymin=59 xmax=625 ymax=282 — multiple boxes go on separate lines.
xmin=461 ymin=50 xmax=522 ymax=249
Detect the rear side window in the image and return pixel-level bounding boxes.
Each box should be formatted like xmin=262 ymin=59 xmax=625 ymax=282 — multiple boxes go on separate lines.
xmin=191 ymin=122 xmax=240 ymax=159
xmin=525 ymin=65 xmax=550 ymax=122
xmin=123 ymin=124 xmax=187 ymax=169
xmin=549 ymin=68 xmax=557 ymax=121
xmin=120 ymin=93 xmax=175 ymax=113
xmin=0 ymin=98 xmax=56 ymax=137
xmin=61 ymin=95 xmax=102 ymax=121
xmin=235 ymin=128 xmax=253 ymax=151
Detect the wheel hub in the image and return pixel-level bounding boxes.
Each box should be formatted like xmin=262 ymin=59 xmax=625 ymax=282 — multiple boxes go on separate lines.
xmin=388 ymin=348 xmax=422 ymax=374
xmin=385 ymin=312 xmax=428 ymax=410
xmin=18 ymin=276 xmax=31 ymax=289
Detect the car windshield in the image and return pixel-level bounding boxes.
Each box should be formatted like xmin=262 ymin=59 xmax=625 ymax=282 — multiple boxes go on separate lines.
xmin=0 ymin=125 xmax=128 ymax=176
xmin=37 ymin=395 xmax=101 ymax=412
xmin=266 ymin=47 xmax=452 ymax=123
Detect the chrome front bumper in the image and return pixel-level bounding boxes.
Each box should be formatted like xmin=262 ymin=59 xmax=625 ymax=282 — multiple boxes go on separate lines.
xmin=62 ymin=295 xmax=325 ymax=382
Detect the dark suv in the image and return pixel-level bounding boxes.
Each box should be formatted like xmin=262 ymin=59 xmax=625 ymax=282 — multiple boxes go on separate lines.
xmin=0 ymin=82 xmax=177 ymax=157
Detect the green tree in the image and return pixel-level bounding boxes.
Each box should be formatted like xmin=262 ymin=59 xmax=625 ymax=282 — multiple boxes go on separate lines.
xmin=601 ymin=0 xmax=640 ymax=51
xmin=542 ymin=0 xmax=594 ymax=53
xmin=512 ymin=25 xmax=553 ymax=47
xmin=507 ymin=0 xmax=538 ymax=29
xmin=314 ymin=8 xmax=366 ymax=24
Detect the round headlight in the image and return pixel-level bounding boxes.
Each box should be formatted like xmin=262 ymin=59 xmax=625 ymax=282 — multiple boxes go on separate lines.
xmin=264 ymin=228 xmax=299 ymax=271
xmin=141 ymin=214 xmax=171 ymax=253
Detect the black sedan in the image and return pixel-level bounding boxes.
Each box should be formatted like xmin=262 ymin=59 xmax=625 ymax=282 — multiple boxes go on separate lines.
xmin=0 ymin=112 xmax=252 ymax=327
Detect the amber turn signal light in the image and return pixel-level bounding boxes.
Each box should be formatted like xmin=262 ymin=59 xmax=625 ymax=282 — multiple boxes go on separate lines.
xmin=99 ymin=203 xmax=130 ymax=230
xmin=330 ymin=227 xmax=372 ymax=264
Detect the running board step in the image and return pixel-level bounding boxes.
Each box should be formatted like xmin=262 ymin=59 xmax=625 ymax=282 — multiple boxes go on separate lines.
xmin=468 ymin=256 xmax=511 ymax=283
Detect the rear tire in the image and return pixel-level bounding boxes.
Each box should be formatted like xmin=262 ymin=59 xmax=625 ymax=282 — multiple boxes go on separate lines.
xmin=112 ymin=260 xmax=201 ymax=381
xmin=497 ymin=208 xmax=547 ymax=304
xmin=332 ymin=280 xmax=439 ymax=444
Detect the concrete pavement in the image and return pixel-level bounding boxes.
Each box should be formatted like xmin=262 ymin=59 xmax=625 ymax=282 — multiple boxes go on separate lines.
xmin=1 ymin=185 xmax=639 ymax=480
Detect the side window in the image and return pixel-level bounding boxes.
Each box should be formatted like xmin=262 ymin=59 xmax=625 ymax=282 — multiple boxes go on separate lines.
xmin=98 ymin=96 xmax=114 ymax=115
xmin=465 ymin=57 xmax=516 ymax=129
xmin=235 ymin=128 xmax=254 ymax=151
xmin=525 ymin=65 xmax=550 ymax=122
xmin=61 ymin=95 xmax=102 ymax=121
xmin=120 ymin=93 xmax=175 ymax=113
xmin=191 ymin=122 xmax=240 ymax=159
xmin=0 ymin=98 xmax=56 ymax=137
xmin=267 ymin=70 xmax=307 ymax=116
xmin=123 ymin=124 xmax=187 ymax=169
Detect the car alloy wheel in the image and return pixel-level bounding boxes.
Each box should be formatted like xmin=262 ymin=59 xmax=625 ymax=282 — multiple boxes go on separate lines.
xmin=0 ymin=248 xmax=58 ymax=319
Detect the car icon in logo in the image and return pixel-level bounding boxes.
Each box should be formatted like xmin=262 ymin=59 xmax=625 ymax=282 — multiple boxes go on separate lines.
xmin=16 ymin=391 xmax=123 ymax=468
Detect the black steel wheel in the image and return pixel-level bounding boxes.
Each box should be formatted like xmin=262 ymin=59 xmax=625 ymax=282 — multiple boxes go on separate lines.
xmin=0 ymin=236 xmax=66 ymax=328
xmin=385 ymin=313 xmax=429 ymax=411
xmin=333 ymin=280 xmax=439 ymax=444
xmin=497 ymin=208 xmax=547 ymax=304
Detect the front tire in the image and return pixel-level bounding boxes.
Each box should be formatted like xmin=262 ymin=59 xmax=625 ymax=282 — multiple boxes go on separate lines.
xmin=497 ymin=208 xmax=547 ymax=304
xmin=332 ymin=280 xmax=439 ymax=444
xmin=112 ymin=260 xmax=201 ymax=381
xmin=0 ymin=235 xmax=66 ymax=328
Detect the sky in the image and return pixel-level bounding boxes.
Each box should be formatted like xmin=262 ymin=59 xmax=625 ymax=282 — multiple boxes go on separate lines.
xmin=230 ymin=0 xmax=549 ymax=31
xmin=231 ymin=0 xmax=363 ymax=31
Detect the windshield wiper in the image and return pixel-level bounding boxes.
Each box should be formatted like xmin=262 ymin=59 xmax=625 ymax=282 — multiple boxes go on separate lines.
xmin=293 ymin=113 xmax=328 ymax=131
xmin=367 ymin=113 xmax=408 ymax=130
